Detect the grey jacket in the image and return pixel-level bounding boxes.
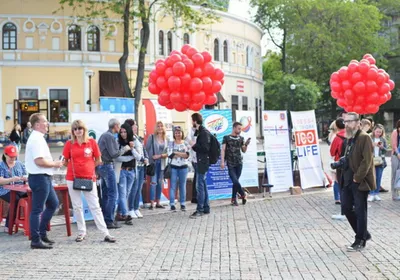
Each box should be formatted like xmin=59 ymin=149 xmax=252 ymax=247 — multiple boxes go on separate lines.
xmin=98 ymin=129 xmax=128 ymax=163
xmin=145 ymin=134 xmax=168 ymax=170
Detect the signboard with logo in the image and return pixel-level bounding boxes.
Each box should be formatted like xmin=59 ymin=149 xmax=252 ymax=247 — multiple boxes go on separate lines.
xmin=99 ymin=97 xmax=135 ymax=125
xmin=200 ymin=109 xmax=232 ymax=200
xmin=290 ymin=110 xmax=325 ymax=188
xmin=262 ymin=111 xmax=293 ymax=192
xmin=235 ymin=111 xmax=258 ymax=187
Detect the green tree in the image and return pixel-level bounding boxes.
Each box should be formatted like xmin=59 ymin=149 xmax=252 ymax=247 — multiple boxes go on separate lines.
xmin=58 ymin=0 xmax=221 ymax=126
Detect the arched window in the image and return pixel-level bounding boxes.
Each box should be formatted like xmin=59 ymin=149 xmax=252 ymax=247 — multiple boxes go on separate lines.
xmin=223 ymin=40 xmax=228 ymax=63
xmin=2 ymin=23 xmax=17 ymax=50
xmin=246 ymin=46 xmax=250 ymax=67
xmin=167 ymin=31 xmax=172 ymax=54
xmin=183 ymin=33 xmax=190 ymax=45
xmin=214 ymin=39 xmax=220 ymax=61
xmin=68 ymin=24 xmax=81 ymax=51
xmin=159 ymin=31 xmax=164 ymax=55
xmin=87 ymin=25 xmax=100 ymax=52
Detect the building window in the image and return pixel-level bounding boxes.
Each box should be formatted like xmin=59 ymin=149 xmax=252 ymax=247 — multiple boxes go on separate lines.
xmin=246 ymin=46 xmax=250 ymax=67
xmin=167 ymin=31 xmax=172 ymax=55
xmin=87 ymin=25 xmax=100 ymax=52
xmin=183 ymin=33 xmax=190 ymax=45
xmin=255 ymin=98 xmax=259 ymax=124
xmin=231 ymin=95 xmax=238 ymax=120
xmin=18 ymin=88 xmax=39 ymax=100
xmin=159 ymin=31 xmax=164 ymax=55
xmin=223 ymin=40 xmax=228 ymax=63
xmin=49 ymin=89 xmax=69 ymax=123
xmin=242 ymin=96 xmax=248 ymax=111
xmin=2 ymin=23 xmax=17 ymax=50
xmin=214 ymin=39 xmax=220 ymax=61
xmin=68 ymin=24 xmax=81 ymax=51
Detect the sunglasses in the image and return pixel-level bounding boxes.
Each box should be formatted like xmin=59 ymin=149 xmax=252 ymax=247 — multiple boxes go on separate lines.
xmin=73 ymin=127 xmax=84 ymax=131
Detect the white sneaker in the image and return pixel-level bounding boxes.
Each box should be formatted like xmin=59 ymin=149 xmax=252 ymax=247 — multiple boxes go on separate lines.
xmin=331 ymin=214 xmax=346 ymax=221
xmin=367 ymin=195 xmax=375 ymax=202
xmin=375 ymin=195 xmax=382 ymax=201
xmin=129 ymin=211 xmax=138 ymax=219
xmin=134 ymin=210 xmax=143 ymax=218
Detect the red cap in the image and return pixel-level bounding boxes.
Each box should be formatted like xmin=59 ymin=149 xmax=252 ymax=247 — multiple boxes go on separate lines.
xmin=4 ymin=145 xmax=18 ymax=157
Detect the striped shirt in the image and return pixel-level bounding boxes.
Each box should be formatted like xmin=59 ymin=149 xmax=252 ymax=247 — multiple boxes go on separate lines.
xmin=0 ymin=161 xmax=27 ymax=196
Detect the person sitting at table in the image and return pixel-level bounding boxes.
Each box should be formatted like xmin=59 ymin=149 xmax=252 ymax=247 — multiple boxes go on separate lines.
xmin=0 ymin=145 xmax=28 ymax=232
xmin=62 ymin=119 xmax=116 ymax=243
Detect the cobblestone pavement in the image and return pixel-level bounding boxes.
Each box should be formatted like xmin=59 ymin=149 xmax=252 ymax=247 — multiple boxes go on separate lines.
xmin=1 ymin=144 xmax=400 ymax=279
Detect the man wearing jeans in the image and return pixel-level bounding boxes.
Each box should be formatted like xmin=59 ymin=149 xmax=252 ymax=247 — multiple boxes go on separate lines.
xmin=97 ymin=119 xmax=131 ymax=229
xmin=25 ymin=113 xmax=63 ymax=249
xmin=220 ymin=122 xmax=250 ymax=206
xmin=190 ymin=113 xmax=210 ymax=218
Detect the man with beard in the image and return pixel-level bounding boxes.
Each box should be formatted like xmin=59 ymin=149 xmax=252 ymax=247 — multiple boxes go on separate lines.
xmin=341 ymin=112 xmax=375 ymax=251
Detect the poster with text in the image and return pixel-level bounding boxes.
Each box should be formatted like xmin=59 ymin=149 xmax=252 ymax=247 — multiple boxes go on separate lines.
xmin=262 ymin=111 xmax=293 ymax=192
xmin=290 ymin=110 xmax=325 ymax=188
xmin=235 ymin=111 xmax=258 ymax=187
xmin=200 ymin=109 xmax=233 ymax=200
xmin=99 ymin=97 xmax=135 ymax=125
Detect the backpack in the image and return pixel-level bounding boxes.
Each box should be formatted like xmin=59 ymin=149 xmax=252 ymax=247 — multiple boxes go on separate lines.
xmin=208 ymin=132 xmax=221 ymax=164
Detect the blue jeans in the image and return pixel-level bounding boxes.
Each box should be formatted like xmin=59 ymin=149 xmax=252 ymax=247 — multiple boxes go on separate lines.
xmin=97 ymin=164 xmax=118 ymax=224
xmin=228 ymin=164 xmax=245 ymax=200
xmin=333 ymin=181 xmax=341 ymax=201
xmin=196 ymin=167 xmax=209 ymax=213
xmin=371 ymin=166 xmax=384 ymax=195
xmin=150 ymin=160 xmax=163 ymax=202
xmin=129 ymin=166 xmax=145 ymax=211
xmin=118 ymin=169 xmax=135 ymax=216
xmin=170 ymin=167 xmax=188 ymax=206
xmin=28 ymin=174 xmax=59 ymax=244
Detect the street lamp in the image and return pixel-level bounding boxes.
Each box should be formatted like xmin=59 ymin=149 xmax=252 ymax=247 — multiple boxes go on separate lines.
xmin=85 ymin=70 xmax=95 ymax=112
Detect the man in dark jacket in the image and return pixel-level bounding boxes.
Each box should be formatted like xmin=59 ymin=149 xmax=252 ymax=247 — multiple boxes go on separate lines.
xmin=190 ymin=113 xmax=210 ymax=218
xmin=341 ymin=112 xmax=375 ymax=251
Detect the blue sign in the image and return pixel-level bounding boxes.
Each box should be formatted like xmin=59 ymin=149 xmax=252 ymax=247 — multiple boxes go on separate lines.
xmin=99 ymin=97 xmax=135 ymax=114
xmin=200 ymin=109 xmax=232 ymax=200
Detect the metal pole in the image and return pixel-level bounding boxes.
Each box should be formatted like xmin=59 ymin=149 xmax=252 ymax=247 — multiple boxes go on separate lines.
xmin=89 ymin=75 xmax=92 ymax=112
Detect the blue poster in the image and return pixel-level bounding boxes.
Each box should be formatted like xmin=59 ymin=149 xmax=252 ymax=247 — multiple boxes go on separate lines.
xmin=200 ymin=109 xmax=232 ymax=200
xmin=99 ymin=97 xmax=135 ymax=114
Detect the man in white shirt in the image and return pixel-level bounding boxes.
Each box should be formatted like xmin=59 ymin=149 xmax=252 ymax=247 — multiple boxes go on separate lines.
xmin=25 ymin=113 xmax=63 ymax=249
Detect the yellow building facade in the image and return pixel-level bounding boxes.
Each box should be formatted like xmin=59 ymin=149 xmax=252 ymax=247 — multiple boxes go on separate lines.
xmin=0 ymin=0 xmax=264 ymax=137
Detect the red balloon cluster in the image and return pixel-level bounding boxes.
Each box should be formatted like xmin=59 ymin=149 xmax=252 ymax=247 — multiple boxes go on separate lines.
xmin=148 ymin=44 xmax=225 ymax=112
xmin=330 ymin=54 xmax=395 ymax=114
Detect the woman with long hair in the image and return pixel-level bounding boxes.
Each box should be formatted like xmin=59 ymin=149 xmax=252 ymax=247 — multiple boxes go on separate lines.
xmin=9 ymin=124 xmax=22 ymax=152
xmin=124 ymin=119 xmax=148 ymax=219
xmin=115 ymin=123 xmax=136 ymax=224
xmin=145 ymin=121 xmax=168 ymax=209
xmin=168 ymin=126 xmax=189 ymax=211
xmin=369 ymin=124 xmax=387 ymax=202
xmin=391 ymin=120 xmax=400 ymax=200
xmin=62 ymin=120 xmax=116 ymax=243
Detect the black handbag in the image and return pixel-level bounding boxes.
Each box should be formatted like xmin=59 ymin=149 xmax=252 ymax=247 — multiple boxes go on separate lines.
xmin=146 ymin=135 xmax=156 ymax=177
xmin=163 ymin=142 xmax=174 ymax=179
xmin=70 ymin=141 xmax=94 ymax=192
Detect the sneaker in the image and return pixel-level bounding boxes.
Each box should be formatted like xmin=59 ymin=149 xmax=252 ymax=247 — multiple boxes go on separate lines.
xmin=347 ymin=240 xmax=364 ymax=252
xmin=335 ymin=201 xmax=341 ymax=205
xmin=125 ymin=219 xmax=133 ymax=225
xmin=367 ymin=195 xmax=375 ymax=202
xmin=128 ymin=211 xmax=138 ymax=219
xmin=149 ymin=205 xmax=154 ymax=210
xmin=156 ymin=204 xmax=165 ymax=209
xmin=75 ymin=234 xmax=86 ymax=242
xmin=115 ymin=214 xmax=126 ymax=221
xmin=375 ymin=195 xmax=382 ymax=201
xmin=379 ymin=187 xmax=389 ymax=193
xmin=171 ymin=205 xmax=176 ymax=211
xmin=104 ymin=235 xmax=116 ymax=243
xmin=190 ymin=211 xmax=203 ymax=219
xmin=181 ymin=205 xmax=186 ymax=211
xmin=231 ymin=200 xmax=239 ymax=206
xmin=331 ymin=214 xmax=346 ymax=221
xmin=106 ymin=222 xmax=121 ymax=229
xmin=134 ymin=210 xmax=143 ymax=218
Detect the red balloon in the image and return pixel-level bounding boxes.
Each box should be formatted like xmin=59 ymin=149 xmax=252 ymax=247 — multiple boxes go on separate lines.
xmin=355 ymin=95 xmax=366 ymax=105
xmin=186 ymin=47 xmax=198 ymax=58
xmin=205 ymin=94 xmax=217 ymax=105
xmin=351 ymin=72 xmax=363 ymax=84
xmin=192 ymin=53 xmax=205 ymax=67
xmin=353 ymin=105 xmax=363 ymax=113
xmin=366 ymin=104 xmax=379 ymax=114
xmin=338 ymin=67 xmax=349 ymax=80
xmin=183 ymin=92 xmax=192 ymax=104
xmin=387 ymin=92 xmax=392 ymax=100
xmin=156 ymin=76 xmax=168 ymax=89
xmin=366 ymin=92 xmax=379 ymax=103
xmin=155 ymin=62 xmax=167 ymax=76
xmin=331 ymin=91 xmax=339 ymax=99
xmin=330 ymin=72 xmax=340 ymax=82
xmin=190 ymin=77 xmax=203 ymax=92
xmin=211 ymin=81 xmax=222 ymax=93
xmin=148 ymin=83 xmax=160 ymax=95
xmin=165 ymin=57 xmax=173 ymax=67
xmin=165 ymin=103 xmax=174 ymax=110
xmin=367 ymin=68 xmax=378 ymax=80
xmin=379 ymin=83 xmax=390 ymax=95
xmin=170 ymin=91 xmax=182 ymax=103
xmin=331 ymin=82 xmax=341 ymax=92
xmin=165 ymin=67 xmax=173 ymax=80
xmin=155 ymin=59 xmax=165 ymax=65
xmin=192 ymin=67 xmax=203 ymax=78
xmin=170 ymin=50 xmax=183 ymax=57
xmin=202 ymin=51 xmax=212 ymax=63
xmin=353 ymin=81 xmax=366 ymax=94
xmin=366 ymin=80 xmax=378 ymax=93
xmin=201 ymin=77 xmax=213 ymax=91
xmin=383 ymin=72 xmax=390 ymax=83
xmin=158 ymin=96 xmax=169 ymax=106
xmin=174 ymin=102 xmax=187 ymax=112
xmin=181 ymin=44 xmax=191 ymax=54
xmin=344 ymin=89 xmax=354 ymax=101
xmin=172 ymin=62 xmax=186 ymax=76
xmin=182 ymin=59 xmax=195 ymax=74
xmin=363 ymin=54 xmax=373 ymax=59
xmin=180 ymin=73 xmax=191 ymax=89
xmin=159 ymin=89 xmax=170 ymax=103
xmin=213 ymin=69 xmax=225 ymax=81
xmin=221 ymin=78 xmax=225 ymax=85
xmin=168 ymin=76 xmax=181 ymax=91
xmin=376 ymin=73 xmax=385 ymax=85
xmin=192 ymin=91 xmax=206 ymax=103
xmin=169 ymin=54 xmax=182 ymax=65
xmin=358 ymin=62 xmax=370 ymax=74
xmin=203 ymin=62 xmax=216 ymax=76
xmin=347 ymin=62 xmax=358 ymax=74
xmin=379 ymin=95 xmax=387 ymax=104
xmin=189 ymin=103 xmax=203 ymax=111
xmin=337 ymin=98 xmax=346 ymax=108
xmin=388 ymin=79 xmax=395 ymax=91
xmin=150 ymin=70 xmax=159 ymax=81
xmin=341 ymin=80 xmax=352 ymax=91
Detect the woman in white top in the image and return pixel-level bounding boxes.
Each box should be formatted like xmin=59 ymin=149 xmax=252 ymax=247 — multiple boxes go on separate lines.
xmin=168 ymin=126 xmax=190 ymax=211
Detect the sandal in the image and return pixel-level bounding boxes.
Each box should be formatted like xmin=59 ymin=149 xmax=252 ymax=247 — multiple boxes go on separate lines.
xmin=75 ymin=234 xmax=86 ymax=242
